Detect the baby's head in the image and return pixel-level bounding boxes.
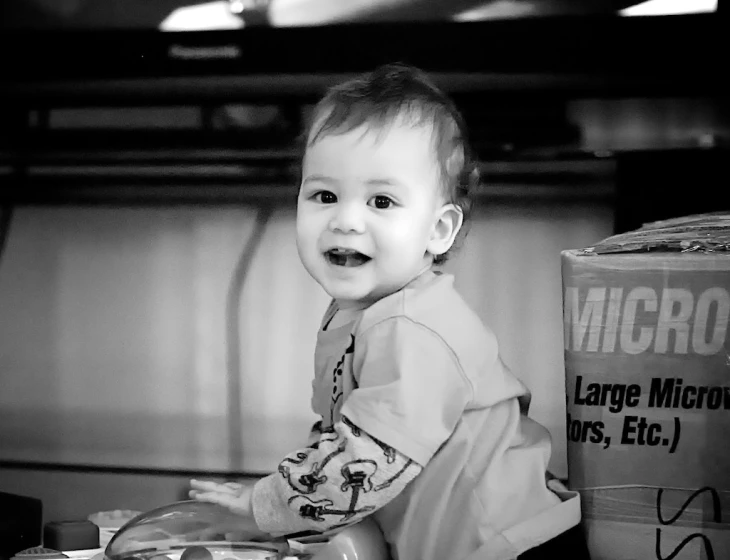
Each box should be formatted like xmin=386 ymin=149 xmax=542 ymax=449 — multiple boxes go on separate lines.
xmin=296 ymin=63 xmax=479 ymax=308
xmin=303 ymin=63 xmax=478 ymax=264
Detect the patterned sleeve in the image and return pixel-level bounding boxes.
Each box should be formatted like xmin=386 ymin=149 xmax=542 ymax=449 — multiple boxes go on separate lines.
xmin=251 ymin=415 xmax=422 ymax=535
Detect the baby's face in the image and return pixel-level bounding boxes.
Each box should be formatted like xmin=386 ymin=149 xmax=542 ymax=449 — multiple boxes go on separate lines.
xmin=296 ymin=119 xmax=446 ymax=309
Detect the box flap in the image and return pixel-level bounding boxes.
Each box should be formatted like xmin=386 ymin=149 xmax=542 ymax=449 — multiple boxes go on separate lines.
xmin=581 ymin=211 xmax=730 ymax=255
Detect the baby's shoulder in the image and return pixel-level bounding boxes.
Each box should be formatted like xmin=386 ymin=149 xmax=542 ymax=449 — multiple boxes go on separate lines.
xmin=358 ymin=273 xmax=498 ymax=362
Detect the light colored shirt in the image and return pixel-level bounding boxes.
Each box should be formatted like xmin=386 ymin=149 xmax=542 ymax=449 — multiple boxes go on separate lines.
xmin=253 ymin=270 xmax=580 ymax=560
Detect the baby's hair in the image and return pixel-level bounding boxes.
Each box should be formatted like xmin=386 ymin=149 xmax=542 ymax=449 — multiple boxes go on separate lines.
xmin=301 ymin=62 xmax=479 ymax=264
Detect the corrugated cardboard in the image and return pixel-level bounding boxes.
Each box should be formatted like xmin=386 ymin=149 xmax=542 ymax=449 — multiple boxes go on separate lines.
xmin=561 ymin=212 xmax=730 ymax=560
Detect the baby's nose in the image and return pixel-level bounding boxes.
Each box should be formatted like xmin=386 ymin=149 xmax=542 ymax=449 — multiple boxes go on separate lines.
xmin=329 ymin=202 xmax=365 ymax=234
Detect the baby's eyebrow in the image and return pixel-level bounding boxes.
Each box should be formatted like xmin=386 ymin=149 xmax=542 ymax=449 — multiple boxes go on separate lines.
xmin=302 ymin=174 xmax=339 ymax=186
xmin=365 ymin=178 xmax=406 ymax=190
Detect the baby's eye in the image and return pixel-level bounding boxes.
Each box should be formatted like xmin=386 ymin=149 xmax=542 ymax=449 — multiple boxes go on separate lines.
xmin=314 ymin=191 xmax=337 ymax=204
xmin=370 ymin=195 xmax=394 ymax=209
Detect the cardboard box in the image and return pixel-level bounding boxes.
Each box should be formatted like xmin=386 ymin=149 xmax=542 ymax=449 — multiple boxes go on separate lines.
xmin=561 ymin=212 xmax=730 ymax=560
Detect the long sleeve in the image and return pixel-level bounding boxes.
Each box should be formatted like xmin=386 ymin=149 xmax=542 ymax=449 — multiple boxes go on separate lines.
xmin=251 ymin=414 xmax=422 ymax=535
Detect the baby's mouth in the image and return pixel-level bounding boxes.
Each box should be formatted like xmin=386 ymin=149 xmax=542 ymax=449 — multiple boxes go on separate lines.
xmin=325 ymin=248 xmax=372 ymax=267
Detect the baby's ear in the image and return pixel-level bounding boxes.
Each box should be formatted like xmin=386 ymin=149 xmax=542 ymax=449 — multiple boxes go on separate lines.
xmin=427 ymin=203 xmax=463 ymax=258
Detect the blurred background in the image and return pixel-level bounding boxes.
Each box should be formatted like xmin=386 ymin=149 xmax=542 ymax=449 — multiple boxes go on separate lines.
xmin=0 ymin=0 xmax=727 ymax=525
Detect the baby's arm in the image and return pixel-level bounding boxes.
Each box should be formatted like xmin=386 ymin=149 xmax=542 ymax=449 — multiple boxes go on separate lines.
xmin=251 ymin=414 xmax=422 ymax=535
xmin=188 ymin=419 xmax=336 ymax=539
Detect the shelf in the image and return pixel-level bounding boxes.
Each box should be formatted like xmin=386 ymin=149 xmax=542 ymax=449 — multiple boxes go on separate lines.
xmin=0 ymin=14 xmax=724 ymax=101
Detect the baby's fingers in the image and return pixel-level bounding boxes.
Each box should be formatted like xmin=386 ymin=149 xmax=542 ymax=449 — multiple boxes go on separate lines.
xmin=190 ymin=491 xmax=250 ymax=517
xmin=190 ymin=479 xmax=221 ymax=492
xmin=189 ymin=488 xmax=210 ymax=500
xmin=190 ymin=479 xmax=244 ymax=495
xmin=188 ymin=489 xmax=228 ymax=506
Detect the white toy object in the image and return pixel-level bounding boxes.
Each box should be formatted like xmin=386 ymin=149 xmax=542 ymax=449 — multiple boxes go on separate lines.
xmin=104 ymin=501 xmax=389 ymax=560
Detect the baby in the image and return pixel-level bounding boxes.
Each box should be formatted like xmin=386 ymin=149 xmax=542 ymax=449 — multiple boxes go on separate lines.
xmin=191 ymin=63 xmax=586 ymax=560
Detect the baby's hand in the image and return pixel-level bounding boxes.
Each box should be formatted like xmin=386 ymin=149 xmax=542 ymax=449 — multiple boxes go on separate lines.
xmin=189 ymin=479 xmax=254 ymax=518
xmin=189 ymin=479 xmax=267 ymax=542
